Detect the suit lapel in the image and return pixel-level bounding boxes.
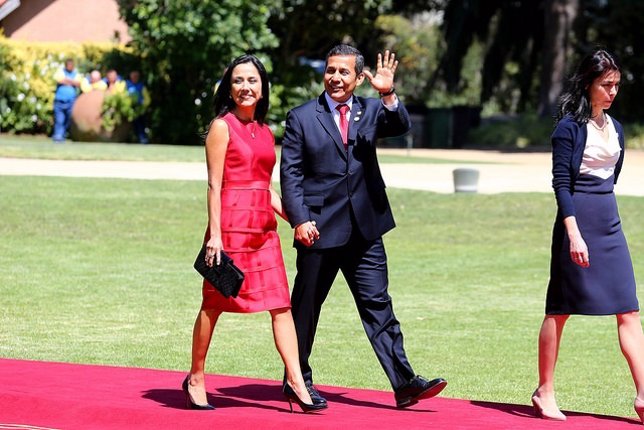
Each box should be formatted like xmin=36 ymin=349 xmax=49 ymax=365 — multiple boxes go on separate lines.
xmin=316 ymin=94 xmax=346 ymax=157
xmin=348 ymin=96 xmax=364 ymax=145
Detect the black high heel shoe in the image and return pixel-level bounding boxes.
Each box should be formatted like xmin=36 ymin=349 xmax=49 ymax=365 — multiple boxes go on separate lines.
xmin=283 ymin=383 xmax=328 ymax=413
xmin=182 ymin=375 xmax=215 ymax=410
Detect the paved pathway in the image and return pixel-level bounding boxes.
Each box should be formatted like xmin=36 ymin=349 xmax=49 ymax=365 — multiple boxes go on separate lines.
xmin=0 ymin=148 xmax=642 ymax=196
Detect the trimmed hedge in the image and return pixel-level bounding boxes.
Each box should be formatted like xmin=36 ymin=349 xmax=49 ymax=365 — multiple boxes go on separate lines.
xmin=0 ymin=36 xmax=135 ymax=136
xmin=624 ymin=123 xmax=644 ymax=149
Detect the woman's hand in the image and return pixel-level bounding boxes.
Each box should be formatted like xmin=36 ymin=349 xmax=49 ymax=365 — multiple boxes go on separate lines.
xmin=563 ymin=216 xmax=589 ymax=267
xmin=569 ymin=234 xmax=590 ymax=268
xmin=204 ymin=236 xmax=224 ymax=267
xmin=294 ymin=221 xmax=320 ymax=247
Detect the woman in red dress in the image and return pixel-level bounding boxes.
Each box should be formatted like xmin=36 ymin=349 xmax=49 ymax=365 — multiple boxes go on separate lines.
xmin=183 ymin=54 xmax=325 ymax=413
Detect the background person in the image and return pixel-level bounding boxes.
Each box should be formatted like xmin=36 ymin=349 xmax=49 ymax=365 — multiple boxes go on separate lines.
xmin=104 ymin=69 xmax=125 ymax=93
xmin=184 ymin=54 xmax=325 ymax=413
xmin=533 ymin=48 xmax=644 ymax=423
xmin=125 ymin=70 xmax=151 ymax=143
xmin=280 ymin=44 xmax=447 ymax=408
xmin=80 ymin=70 xmax=107 ymax=93
xmin=52 ymin=58 xmax=81 ymax=142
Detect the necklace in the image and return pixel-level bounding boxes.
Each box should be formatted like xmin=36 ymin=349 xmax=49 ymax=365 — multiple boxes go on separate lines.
xmin=589 ymin=112 xmax=607 ymax=132
xmin=233 ymin=112 xmax=257 ymax=139
xmin=248 ymin=121 xmax=257 ymax=139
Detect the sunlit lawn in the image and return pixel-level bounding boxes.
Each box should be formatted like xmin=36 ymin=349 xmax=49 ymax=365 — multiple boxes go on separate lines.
xmin=0 ymin=135 xmax=643 ymax=420
xmin=0 ymin=133 xmax=487 ymax=164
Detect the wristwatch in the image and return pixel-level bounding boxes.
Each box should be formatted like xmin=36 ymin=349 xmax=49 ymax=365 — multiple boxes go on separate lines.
xmin=379 ymin=86 xmax=395 ymax=97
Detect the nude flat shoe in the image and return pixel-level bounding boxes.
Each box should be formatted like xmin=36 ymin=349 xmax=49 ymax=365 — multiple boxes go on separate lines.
xmin=634 ymin=397 xmax=644 ymax=424
xmin=531 ymin=393 xmax=566 ymax=421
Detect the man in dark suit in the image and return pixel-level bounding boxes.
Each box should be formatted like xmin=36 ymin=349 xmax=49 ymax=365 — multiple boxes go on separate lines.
xmin=280 ymin=44 xmax=447 ymax=408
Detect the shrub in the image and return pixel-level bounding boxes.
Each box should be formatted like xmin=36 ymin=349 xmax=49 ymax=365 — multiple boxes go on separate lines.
xmin=468 ymin=114 xmax=644 ymax=149
xmin=0 ymin=36 xmax=135 ymax=136
xmin=102 ymin=91 xmax=144 ymax=132
xmin=467 ymin=114 xmax=554 ymax=149
xmin=624 ymin=123 xmax=644 ymax=149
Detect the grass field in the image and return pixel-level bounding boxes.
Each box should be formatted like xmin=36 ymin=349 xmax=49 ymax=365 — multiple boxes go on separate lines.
xmin=0 ymin=134 xmax=486 ymax=164
xmin=0 ymin=136 xmax=643 ymax=419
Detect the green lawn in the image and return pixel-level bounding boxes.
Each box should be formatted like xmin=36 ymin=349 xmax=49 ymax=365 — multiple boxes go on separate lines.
xmin=0 ymin=137 xmax=643 ymax=419
xmin=0 ymin=134 xmax=206 ymax=162
xmin=0 ymin=134 xmax=487 ymax=164
xmin=1 ymin=177 xmax=643 ymax=418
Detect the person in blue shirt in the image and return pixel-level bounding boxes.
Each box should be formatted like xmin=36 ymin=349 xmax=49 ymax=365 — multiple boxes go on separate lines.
xmin=52 ymin=58 xmax=81 ymax=142
xmin=125 ymin=70 xmax=151 ymax=144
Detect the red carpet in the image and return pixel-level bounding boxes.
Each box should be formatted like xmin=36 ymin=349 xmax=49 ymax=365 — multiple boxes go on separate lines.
xmin=0 ymin=358 xmax=638 ymax=429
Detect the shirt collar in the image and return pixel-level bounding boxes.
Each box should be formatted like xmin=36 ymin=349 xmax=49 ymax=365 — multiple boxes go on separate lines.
xmin=324 ymin=92 xmax=353 ymax=112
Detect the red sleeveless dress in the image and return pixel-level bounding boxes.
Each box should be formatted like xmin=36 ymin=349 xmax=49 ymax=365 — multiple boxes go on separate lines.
xmin=201 ymin=113 xmax=291 ymax=312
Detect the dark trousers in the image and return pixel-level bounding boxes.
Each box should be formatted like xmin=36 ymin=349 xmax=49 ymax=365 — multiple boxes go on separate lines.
xmin=52 ymin=99 xmax=74 ymax=141
xmin=133 ymin=115 xmax=148 ymax=144
xmin=291 ymin=229 xmax=415 ymax=391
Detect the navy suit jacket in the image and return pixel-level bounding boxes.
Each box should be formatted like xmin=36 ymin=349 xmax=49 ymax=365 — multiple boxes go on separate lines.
xmin=552 ymin=115 xmax=625 ymax=219
xmin=280 ymin=92 xmax=412 ymax=249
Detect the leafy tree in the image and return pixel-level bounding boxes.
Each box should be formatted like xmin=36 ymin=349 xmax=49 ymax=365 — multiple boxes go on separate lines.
xmin=117 ymin=0 xmax=279 ymax=144
xmin=538 ymin=0 xmax=579 ymax=117
xmin=435 ymin=0 xmax=546 ymax=113
xmin=376 ymin=14 xmax=440 ymax=105
xmin=268 ymin=0 xmax=393 ymax=63
xmin=118 ymin=0 xmax=411 ymax=143
xmin=391 ymin=0 xmax=445 ymax=15
xmin=431 ymin=0 xmax=644 ymax=121
xmin=375 ymin=12 xmax=481 ymax=108
xmin=266 ymin=0 xmax=396 ymax=126
xmin=575 ymin=0 xmax=644 ymax=122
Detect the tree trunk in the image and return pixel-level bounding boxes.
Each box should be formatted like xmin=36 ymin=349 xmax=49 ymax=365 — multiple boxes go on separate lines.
xmin=538 ymin=0 xmax=579 ymax=118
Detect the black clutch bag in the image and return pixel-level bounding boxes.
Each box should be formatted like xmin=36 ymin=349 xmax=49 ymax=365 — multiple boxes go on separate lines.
xmin=193 ymin=245 xmax=244 ymax=298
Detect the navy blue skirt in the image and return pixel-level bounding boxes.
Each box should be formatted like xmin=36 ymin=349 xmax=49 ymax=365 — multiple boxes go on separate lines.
xmin=546 ymin=174 xmax=638 ymax=315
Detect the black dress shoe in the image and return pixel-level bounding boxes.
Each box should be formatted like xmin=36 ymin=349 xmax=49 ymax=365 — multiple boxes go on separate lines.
xmin=394 ymin=375 xmax=447 ymax=408
xmin=306 ymin=382 xmax=327 ymax=406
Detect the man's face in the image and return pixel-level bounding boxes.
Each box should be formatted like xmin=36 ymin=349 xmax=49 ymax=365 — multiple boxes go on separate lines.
xmin=324 ymin=55 xmax=364 ymax=103
xmin=65 ymin=60 xmax=74 ymax=72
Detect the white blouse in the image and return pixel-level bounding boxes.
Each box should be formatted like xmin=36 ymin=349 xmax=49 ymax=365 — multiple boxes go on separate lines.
xmin=580 ymin=115 xmax=621 ymax=179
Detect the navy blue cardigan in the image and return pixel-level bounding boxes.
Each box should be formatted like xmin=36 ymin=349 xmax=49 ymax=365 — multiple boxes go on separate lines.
xmin=551 ymin=115 xmax=625 ymax=218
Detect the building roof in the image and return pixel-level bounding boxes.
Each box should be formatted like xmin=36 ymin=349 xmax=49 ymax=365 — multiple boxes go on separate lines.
xmin=0 ymin=0 xmax=21 ymax=21
xmin=1 ymin=0 xmax=130 ymax=43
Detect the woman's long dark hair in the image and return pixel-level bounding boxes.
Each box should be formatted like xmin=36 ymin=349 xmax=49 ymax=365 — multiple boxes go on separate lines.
xmin=556 ymin=48 xmax=620 ymax=123
xmin=212 ymin=54 xmax=270 ymax=124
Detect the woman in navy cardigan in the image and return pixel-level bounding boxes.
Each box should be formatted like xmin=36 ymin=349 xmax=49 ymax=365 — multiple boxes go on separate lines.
xmin=532 ymin=49 xmax=644 ymax=422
